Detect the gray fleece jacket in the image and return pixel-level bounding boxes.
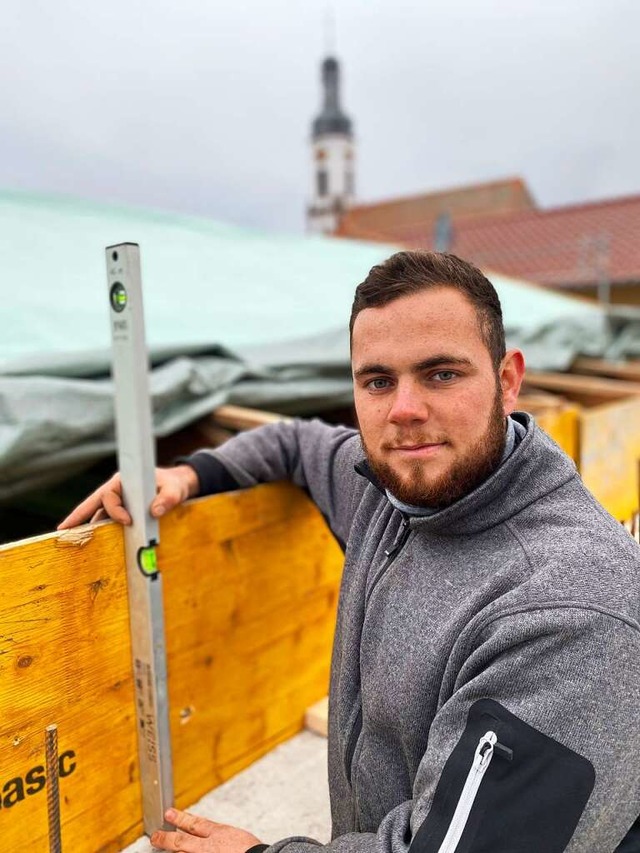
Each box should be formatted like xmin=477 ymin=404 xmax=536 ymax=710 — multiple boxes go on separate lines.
xmin=186 ymin=412 xmax=640 ymax=853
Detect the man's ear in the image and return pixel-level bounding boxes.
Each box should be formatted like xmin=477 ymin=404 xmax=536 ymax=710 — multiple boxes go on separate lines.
xmin=500 ymin=349 xmax=526 ymax=416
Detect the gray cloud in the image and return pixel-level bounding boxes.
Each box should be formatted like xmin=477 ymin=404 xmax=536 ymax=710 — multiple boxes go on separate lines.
xmin=0 ymin=0 xmax=637 ymax=232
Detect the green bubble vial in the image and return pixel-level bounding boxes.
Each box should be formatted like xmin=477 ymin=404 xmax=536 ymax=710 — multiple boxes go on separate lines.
xmin=138 ymin=547 xmax=158 ymax=576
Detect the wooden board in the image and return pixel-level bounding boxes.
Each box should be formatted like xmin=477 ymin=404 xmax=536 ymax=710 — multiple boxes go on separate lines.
xmin=524 ymin=370 xmax=640 ymax=407
xmin=0 ymin=483 xmax=343 ymax=850
xmin=570 ymin=357 xmax=640 ymax=383
xmin=305 ymin=697 xmax=328 ymax=738
xmin=579 ymin=397 xmax=640 ymax=522
xmin=534 ymin=404 xmax=581 ymax=463
xmin=210 ymin=405 xmax=289 ymax=431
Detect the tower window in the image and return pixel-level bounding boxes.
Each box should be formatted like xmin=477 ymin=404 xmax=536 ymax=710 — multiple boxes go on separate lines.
xmin=346 ymin=171 xmax=354 ymax=196
xmin=317 ymin=170 xmax=328 ymax=197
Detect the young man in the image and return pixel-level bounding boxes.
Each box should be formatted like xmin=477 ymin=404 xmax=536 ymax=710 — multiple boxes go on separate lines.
xmin=60 ymin=252 xmax=640 ymax=852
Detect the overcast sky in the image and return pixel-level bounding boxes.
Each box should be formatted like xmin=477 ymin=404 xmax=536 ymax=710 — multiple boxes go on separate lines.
xmin=1 ymin=0 xmax=637 ymax=233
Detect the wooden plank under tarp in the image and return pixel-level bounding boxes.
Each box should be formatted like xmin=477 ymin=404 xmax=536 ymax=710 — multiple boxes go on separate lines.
xmin=524 ymin=370 xmax=640 ymax=407
xmin=0 ymin=483 xmax=343 ymax=851
xmin=570 ymin=357 xmax=640 ymax=383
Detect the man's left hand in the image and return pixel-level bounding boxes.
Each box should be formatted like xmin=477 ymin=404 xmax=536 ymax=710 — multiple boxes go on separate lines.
xmin=150 ymin=808 xmax=263 ymax=853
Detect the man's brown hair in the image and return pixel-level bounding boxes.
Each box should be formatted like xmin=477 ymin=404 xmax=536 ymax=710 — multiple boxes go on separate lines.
xmin=350 ymin=251 xmax=506 ymax=370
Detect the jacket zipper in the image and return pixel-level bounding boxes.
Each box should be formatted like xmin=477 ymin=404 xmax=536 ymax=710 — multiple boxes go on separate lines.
xmin=436 ymin=731 xmax=497 ymax=853
xmin=349 ymin=516 xmax=410 ymax=819
xmin=365 ymin=516 xmax=411 ymax=606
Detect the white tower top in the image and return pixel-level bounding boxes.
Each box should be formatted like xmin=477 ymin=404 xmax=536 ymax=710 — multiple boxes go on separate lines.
xmin=307 ymin=56 xmax=355 ymax=234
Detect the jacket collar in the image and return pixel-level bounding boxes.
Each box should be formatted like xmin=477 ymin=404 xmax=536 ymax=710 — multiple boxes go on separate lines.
xmin=354 ymin=458 xmax=385 ymax=493
xmin=354 ymin=412 xmax=578 ymax=536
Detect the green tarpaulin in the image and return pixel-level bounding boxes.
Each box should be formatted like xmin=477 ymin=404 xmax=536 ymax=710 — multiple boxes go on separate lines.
xmin=1 ymin=189 xmax=639 ymax=499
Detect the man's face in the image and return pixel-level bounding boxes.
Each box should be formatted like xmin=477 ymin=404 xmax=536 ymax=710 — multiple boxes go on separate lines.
xmin=351 ymin=286 xmax=521 ymax=508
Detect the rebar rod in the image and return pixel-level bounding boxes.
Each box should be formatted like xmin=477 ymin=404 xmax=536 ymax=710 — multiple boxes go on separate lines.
xmin=45 ymin=724 xmax=62 ymax=853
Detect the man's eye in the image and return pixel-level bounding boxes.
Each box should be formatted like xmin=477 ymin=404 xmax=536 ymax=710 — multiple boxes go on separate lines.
xmin=433 ymin=371 xmax=457 ymax=382
xmin=367 ymin=377 xmax=391 ymax=390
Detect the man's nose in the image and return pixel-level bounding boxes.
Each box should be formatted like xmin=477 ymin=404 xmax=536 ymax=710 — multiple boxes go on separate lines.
xmin=387 ymin=381 xmax=428 ymax=424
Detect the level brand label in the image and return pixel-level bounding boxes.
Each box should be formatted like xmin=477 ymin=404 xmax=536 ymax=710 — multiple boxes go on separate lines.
xmin=0 ymin=751 xmax=76 ymax=810
xmin=135 ymin=659 xmax=158 ymax=763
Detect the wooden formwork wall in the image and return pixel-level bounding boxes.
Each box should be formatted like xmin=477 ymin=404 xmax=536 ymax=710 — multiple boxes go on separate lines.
xmin=0 ymin=483 xmax=343 ymax=850
xmin=579 ymin=397 xmax=640 ymax=523
xmin=531 ymin=392 xmax=640 ymax=523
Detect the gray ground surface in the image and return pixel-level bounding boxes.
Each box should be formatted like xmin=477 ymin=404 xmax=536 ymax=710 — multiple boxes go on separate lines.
xmin=122 ymin=731 xmax=330 ymax=852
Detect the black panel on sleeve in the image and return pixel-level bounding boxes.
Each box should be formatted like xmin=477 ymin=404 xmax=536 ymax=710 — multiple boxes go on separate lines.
xmin=409 ymin=699 xmax=595 ymax=853
xmin=615 ymin=815 xmax=640 ymax=851
xmin=175 ymin=453 xmax=242 ymax=496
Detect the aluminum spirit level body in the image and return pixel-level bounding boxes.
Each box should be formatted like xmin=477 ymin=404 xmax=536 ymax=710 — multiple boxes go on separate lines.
xmin=106 ymin=243 xmax=173 ymax=835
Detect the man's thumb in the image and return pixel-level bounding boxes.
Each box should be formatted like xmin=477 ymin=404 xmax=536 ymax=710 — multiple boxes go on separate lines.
xmin=151 ymin=502 xmax=166 ymax=517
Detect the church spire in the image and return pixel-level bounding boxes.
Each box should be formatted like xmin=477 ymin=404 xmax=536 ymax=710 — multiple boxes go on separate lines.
xmin=312 ymin=58 xmax=352 ymax=140
xmin=307 ymin=55 xmax=356 ymax=234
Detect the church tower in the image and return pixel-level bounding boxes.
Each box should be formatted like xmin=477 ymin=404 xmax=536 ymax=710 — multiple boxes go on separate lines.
xmin=307 ymin=56 xmax=355 ymax=234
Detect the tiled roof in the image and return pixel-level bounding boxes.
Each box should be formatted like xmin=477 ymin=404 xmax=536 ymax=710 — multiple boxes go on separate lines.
xmin=337 ymin=177 xmax=534 ymax=234
xmin=338 ymin=191 xmax=640 ymax=288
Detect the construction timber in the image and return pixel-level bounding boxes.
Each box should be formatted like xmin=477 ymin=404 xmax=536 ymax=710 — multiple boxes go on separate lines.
xmin=0 ymin=484 xmax=342 ymax=850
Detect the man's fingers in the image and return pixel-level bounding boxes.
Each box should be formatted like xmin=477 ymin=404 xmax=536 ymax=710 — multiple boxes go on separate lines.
xmin=151 ymin=811 xmax=261 ymax=853
xmin=148 ymin=828 xmax=178 ymax=850
xmin=57 ymin=476 xmax=131 ymax=530
xmin=149 ymin=828 xmax=202 ymax=851
xmin=58 ymin=467 xmax=191 ymax=530
xmin=101 ymin=485 xmax=132 ymax=525
xmin=165 ymin=808 xmax=216 ymax=837
xmin=57 ymin=491 xmax=104 ymax=530
xmin=150 ymin=473 xmax=191 ymax=518
xmin=149 ymin=809 xmax=219 ymax=849
xmin=150 ymin=490 xmax=176 ymax=518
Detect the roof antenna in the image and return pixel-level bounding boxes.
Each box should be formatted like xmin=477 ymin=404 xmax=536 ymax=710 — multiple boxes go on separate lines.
xmin=324 ymin=2 xmax=337 ymax=56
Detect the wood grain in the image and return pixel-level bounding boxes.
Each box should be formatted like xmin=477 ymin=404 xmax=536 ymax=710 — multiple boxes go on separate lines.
xmin=0 ymin=483 xmax=343 ymax=851
xmin=534 ymin=404 xmax=581 ymax=462
xmin=579 ymin=397 xmax=640 ymax=521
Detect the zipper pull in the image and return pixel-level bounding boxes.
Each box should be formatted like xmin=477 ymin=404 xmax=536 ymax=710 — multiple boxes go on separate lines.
xmin=384 ymin=517 xmax=411 ymax=559
xmin=494 ymin=740 xmax=513 ymax=761
xmin=475 ymin=731 xmax=497 ymax=770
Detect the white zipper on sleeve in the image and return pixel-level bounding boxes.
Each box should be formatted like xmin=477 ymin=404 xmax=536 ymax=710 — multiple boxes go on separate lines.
xmin=436 ymin=731 xmax=497 ymax=853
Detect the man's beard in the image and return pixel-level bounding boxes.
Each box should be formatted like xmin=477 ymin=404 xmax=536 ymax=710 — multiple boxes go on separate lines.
xmin=362 ymin=386 xmax=507 ymax=510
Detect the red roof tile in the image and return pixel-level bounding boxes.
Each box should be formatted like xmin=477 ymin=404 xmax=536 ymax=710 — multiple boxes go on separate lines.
xmin=339 ymin=192 xmax=640 ymax=288
xmin=337 ymin=177 xmax=534 ymax=235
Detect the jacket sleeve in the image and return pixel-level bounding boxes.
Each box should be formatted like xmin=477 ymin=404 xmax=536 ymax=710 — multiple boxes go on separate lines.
xmin=183 ymin=418 xmax=364 ymax=547
xmin=267 ymin=606 xmax=640 ymax=853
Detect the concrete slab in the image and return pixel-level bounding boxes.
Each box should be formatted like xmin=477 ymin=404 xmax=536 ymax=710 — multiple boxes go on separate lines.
xmin=122 ymin=731 xmax=331 ymax=852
